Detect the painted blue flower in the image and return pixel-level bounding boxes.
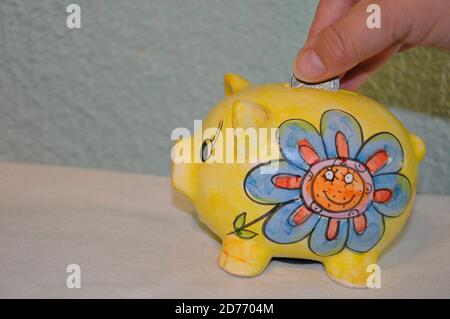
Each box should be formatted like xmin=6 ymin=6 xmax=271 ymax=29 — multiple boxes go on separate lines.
xmin=244 ymin=110 xmax=411 ymax=256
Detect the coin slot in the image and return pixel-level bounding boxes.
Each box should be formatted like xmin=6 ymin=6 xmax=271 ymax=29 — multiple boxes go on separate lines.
xmin=340 ymin=89 xmax=359 ymax=96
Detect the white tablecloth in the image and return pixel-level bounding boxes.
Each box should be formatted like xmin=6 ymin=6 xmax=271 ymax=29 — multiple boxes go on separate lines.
xmin=0 ymin=162 xmax=449 ymax=298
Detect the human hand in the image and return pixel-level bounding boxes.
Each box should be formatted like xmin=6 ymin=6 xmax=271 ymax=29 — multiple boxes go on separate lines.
xmin=293 ymin=0 xmax=450 ymax=90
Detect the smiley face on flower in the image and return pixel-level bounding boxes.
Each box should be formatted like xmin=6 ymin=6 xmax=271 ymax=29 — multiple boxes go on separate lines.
xmin=244 ymin=109 xmax=411 ymax=256
xmin=309 ymin=164 xmax=367 ymax=213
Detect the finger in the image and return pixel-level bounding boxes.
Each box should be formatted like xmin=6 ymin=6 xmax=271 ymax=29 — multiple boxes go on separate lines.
xmin=307 ymin=0 xmax=358 ymax=41
xmin=294 ymin=0 xmax=411 ymax=82
xmin=340 ymin=42 xmax=402 ymax=90
xmin=399 ymin=43 xmax=414 ymax=53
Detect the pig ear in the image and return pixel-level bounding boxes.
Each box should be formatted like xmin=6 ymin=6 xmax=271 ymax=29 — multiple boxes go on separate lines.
xmin=224 ymin=73 xmax=251 ymax=96
xmin=232 ymin=100 xmax=270 ymax=129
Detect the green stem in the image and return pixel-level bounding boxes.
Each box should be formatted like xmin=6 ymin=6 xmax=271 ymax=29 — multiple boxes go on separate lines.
xmin=227 ymin=204 xmax=281 ymax=235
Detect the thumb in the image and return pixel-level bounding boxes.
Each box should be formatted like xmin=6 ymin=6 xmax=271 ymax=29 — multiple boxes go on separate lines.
xmin=293 ymin=0 xmax=404 ymax=83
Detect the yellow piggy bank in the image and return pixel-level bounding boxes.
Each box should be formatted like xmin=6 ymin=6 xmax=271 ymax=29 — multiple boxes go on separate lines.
xmin=172 ymin=73 xmax=425 ymax=288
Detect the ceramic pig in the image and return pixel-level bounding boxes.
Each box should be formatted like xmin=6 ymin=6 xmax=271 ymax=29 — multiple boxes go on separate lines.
xmin=172 ymin=73 xmax=425 ymax=288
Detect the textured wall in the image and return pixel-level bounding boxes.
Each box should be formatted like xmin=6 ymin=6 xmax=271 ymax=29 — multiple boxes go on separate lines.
xmin=0 ymin=0 xmax=449 ymax=194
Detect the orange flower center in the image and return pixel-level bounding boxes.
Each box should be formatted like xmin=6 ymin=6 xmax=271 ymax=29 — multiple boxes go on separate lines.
xmin=312 ymin=166 xmax=365 ymax=212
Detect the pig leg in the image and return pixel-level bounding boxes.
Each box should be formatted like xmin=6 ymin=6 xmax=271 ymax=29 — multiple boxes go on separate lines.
xmin=323 ymin=251 xmax=380 ymax=288
xmin=219 ymin=234 xmax=272 ymax=277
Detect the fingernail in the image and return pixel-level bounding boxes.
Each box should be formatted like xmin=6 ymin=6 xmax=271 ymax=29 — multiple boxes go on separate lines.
xmin=294 ymin=49 xmax=326 ymax=82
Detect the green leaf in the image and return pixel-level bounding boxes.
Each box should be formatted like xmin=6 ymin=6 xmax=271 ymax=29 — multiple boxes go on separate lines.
xmin=233 ymin=212 xmax=246 ymax=230
xmin=236 ymin=229 xmax=258 ymax=239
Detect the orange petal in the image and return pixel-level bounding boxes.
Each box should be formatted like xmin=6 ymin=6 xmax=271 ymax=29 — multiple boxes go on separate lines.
xmin=335 ymin=131 xmax=349 ymax=159
xmin=292 ymin=206 xmax=312 ymax=225
xmin=353 ymin=214 xmax=367 ymax=235
xmin=297 ymin=139 xmax=320 ymax=166
xmin=366 ymin=150 xmax=388 ymax=174
xmin=374 ymin=189 xmax=392 ymax=203
xmin=326 ymin=218 xmax=340 ymax=241
xmin=273 ymin=175 xmax=302 ymax=189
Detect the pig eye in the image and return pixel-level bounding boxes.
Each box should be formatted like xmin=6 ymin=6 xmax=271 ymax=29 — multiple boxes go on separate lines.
xmin=344 ymin=173 xmax=354 ymax=184
xmin=324 ymin=170 xmax=334 ymax=181
xmin=200 ymin=120 xmax=223 ymax=163
xmin=201 ymin=139 xmax=213 ymax=162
